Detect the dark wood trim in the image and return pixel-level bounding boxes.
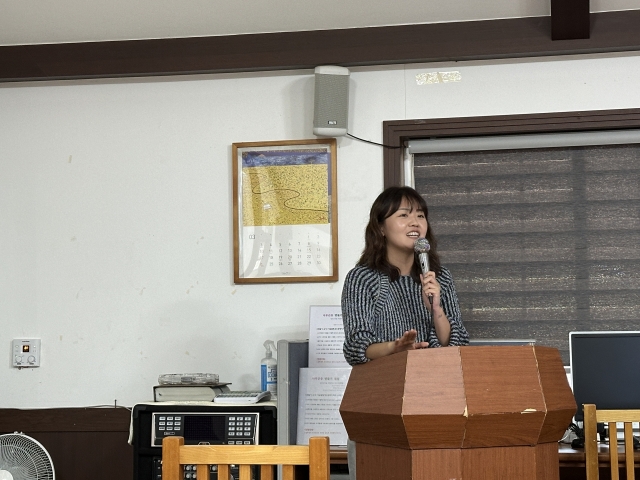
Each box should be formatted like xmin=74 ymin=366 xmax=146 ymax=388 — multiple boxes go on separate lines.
xmin=551 ymin=0 xmax=590 ymax=40
xmin=1 ymin=10 xmax=640 ymax=82
xmin=0 ymin=408 xmax=133 ymax=480
xmin=0 ymin=407 xmax=131 ymax=432
xmin=382 ymin=108 xmax=640 ymax=187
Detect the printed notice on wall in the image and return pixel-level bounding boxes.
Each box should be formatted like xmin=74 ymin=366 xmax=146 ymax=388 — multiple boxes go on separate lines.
xmin=308 ymin=305 xmax=349 ymax=368
xmin=296 ymin=367 xmax=351 ymax=446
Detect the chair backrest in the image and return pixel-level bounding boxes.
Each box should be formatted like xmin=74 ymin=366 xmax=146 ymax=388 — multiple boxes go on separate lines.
xmin=162 ymin=436 xmax=330 ymax=480
xmin=584 ymin=404 xmax=640 ymax=480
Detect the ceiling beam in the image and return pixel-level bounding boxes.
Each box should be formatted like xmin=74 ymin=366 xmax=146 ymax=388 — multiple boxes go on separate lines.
xmin=551 ymin=0 xmax=590 ymax=40
xmin=1 ymin=10 xmax=639 ymax=82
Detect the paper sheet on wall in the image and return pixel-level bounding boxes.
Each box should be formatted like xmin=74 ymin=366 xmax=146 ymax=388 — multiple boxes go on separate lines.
xmin=296 ymin=367 xmax=351 ymax=446
xmin=308 ymin=305 xmax=349 ymax=368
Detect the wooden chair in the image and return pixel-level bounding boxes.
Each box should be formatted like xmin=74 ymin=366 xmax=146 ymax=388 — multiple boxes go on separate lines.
xmin=584 ymin=404 xmax=640 ymax=480
xmin=162 ymin=436 xmax=330 ymax=480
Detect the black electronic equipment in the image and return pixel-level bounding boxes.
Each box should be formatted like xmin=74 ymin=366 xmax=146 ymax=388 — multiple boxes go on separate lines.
xmin=132 ymin=403 xmax=277 ymax=480
xmin=570 ymin=331 xmax=640 ymax=421
xmin=151 ymin=412 xmax=259 ymax=446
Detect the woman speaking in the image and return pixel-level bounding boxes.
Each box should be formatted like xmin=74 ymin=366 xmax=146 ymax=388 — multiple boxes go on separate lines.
xmin=341 ymin=185 xmax=469 ymax=366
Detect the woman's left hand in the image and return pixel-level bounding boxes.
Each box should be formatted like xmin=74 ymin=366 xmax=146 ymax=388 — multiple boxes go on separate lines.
xmin=420 ymin=271 xmax=440 ymax=312
xmin=420 ymin=271 xmax=451 ymax=345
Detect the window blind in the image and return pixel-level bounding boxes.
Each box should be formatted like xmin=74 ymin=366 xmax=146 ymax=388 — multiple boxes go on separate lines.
xmin=412 ymin=136 xmax=640 ymax=363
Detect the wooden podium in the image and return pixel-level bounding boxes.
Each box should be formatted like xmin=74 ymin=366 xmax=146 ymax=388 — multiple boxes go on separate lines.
xmin=339 ymin=346 xmax=576 ymax=480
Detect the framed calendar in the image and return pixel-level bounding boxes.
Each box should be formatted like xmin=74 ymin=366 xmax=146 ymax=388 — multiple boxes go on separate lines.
xmin=232 ymin=139 xmax=338 ymax=284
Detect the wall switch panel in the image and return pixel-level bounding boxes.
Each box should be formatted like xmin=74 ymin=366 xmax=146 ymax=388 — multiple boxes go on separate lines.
xmin=12 ymin=338 xmax=41 ymax=367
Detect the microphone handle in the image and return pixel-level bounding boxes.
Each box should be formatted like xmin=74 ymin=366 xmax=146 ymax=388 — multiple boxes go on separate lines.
xmin=418 ymin=252 xmax=429 ymax=274
xmin=418 ymin=253 xmax=434 ymax=307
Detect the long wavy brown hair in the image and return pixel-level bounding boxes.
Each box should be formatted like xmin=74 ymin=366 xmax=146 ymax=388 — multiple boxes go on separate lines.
xmin=357 ymin=186 xmax=441 ymax=282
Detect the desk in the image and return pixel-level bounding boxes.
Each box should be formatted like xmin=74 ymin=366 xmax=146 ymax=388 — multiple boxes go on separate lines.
xmin=559 ymin=443 xmax=640 ymax=466
xmin=328 ymin=445 xmax=640 ymax=479
xmin=330 ymin=446 xmax=347 ymax=464
xmin=560 ymin=444 xmax=640 ymax=480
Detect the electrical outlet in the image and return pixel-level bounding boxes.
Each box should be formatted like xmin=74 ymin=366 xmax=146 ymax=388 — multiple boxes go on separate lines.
xmin=12 ymin=339 xmax=41 ymax=367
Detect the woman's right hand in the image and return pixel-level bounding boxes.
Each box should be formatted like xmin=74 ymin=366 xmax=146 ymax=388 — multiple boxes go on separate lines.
xmin=365 ymin=329 xmax=428 ymax=360
xmin=393 ymin=329 xmax=429 ymax=353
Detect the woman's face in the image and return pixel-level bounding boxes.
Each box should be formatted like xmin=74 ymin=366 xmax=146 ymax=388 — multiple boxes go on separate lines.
xmin=380 ymin=198 xmax=428 ymax=254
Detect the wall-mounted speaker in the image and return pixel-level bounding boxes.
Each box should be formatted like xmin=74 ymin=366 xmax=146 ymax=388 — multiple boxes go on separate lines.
xmin=313 ymin=65 xmax=349 ymax=137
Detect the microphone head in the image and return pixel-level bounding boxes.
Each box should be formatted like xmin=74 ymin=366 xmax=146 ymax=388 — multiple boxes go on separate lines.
xmin=414 ymin=238 xmax=430 ymax=254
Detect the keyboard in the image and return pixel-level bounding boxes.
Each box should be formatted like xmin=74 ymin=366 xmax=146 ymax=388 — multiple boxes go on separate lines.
xmin=213 ymin=391 xmax=271 ymax=404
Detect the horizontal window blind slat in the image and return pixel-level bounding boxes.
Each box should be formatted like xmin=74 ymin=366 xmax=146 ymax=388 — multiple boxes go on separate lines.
xmin=451 ymin=261 xmax=640 ymax=292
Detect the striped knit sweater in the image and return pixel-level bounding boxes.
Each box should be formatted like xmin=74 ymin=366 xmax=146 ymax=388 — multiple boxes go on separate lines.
xmin=341 ymin=265 xmax=469 ymax=365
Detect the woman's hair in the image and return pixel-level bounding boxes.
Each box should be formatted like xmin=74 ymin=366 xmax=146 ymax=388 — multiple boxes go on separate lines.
xmin=357 ymin=186 xmax=441 ymax=282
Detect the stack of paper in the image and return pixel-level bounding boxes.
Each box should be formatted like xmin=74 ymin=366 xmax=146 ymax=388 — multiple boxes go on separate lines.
xmin=297 ymin=305 xmax=351 ymax=446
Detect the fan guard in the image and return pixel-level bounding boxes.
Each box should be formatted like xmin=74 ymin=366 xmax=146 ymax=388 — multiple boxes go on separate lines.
xmin=0 ymin=433 xmax=55 ymax=480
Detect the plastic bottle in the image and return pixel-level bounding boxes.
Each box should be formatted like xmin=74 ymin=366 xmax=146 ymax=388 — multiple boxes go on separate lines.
xmin=260 ymin=340 xmax=277 ymax=398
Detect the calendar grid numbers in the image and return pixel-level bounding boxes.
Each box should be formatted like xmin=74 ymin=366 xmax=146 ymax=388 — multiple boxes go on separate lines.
xmin=242 ymin=225 xmax=332 ymax=278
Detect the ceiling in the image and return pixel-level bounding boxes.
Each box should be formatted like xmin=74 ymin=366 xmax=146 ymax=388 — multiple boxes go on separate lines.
xmin=1 ymin=0 xmax=638 ymax=46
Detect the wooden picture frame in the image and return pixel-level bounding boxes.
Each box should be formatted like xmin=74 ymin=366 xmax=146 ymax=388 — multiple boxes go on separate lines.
xmin=232 ymin=139 xmax=338 ymax=284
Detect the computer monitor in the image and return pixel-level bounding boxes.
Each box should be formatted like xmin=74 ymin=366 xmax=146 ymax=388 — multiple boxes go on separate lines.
xmin=569 ymin=331 xmax=640 ymax=421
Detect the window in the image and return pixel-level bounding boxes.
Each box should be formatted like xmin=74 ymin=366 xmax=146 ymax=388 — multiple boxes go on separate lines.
xmin=409 ymin=133 xmax=640 ymax=363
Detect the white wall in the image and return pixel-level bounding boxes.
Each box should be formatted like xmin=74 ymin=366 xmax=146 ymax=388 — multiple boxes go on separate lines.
xmin=2 ymin=52 xmax=640 ymax=408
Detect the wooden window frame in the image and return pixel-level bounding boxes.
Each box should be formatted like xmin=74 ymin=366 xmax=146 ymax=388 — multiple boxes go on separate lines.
xmin=382 ymin=108 xmax=640 ymax=187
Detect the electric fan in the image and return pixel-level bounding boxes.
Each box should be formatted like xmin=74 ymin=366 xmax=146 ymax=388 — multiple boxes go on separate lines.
xmin=0 ymin=432 xmax=55 ymax=480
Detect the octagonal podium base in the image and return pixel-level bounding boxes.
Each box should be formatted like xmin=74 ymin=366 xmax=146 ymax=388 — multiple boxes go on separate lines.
xmin=340 ymin=346 xmax=576 ymax=480
xmin=356 ymin=442 xmax=560 ymax=480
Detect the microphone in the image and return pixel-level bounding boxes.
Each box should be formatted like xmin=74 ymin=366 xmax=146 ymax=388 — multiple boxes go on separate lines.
xmin=414 ymin=238 xmax=433 ymax=307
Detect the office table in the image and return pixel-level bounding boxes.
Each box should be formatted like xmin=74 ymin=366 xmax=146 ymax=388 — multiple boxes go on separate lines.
xmin=328 ymin=444 xmax=640 ymax=479
xmin=559 ymin=443 xmax=640 ymax=465
xmin=330 ymin=446 xmax=347 ymax=464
